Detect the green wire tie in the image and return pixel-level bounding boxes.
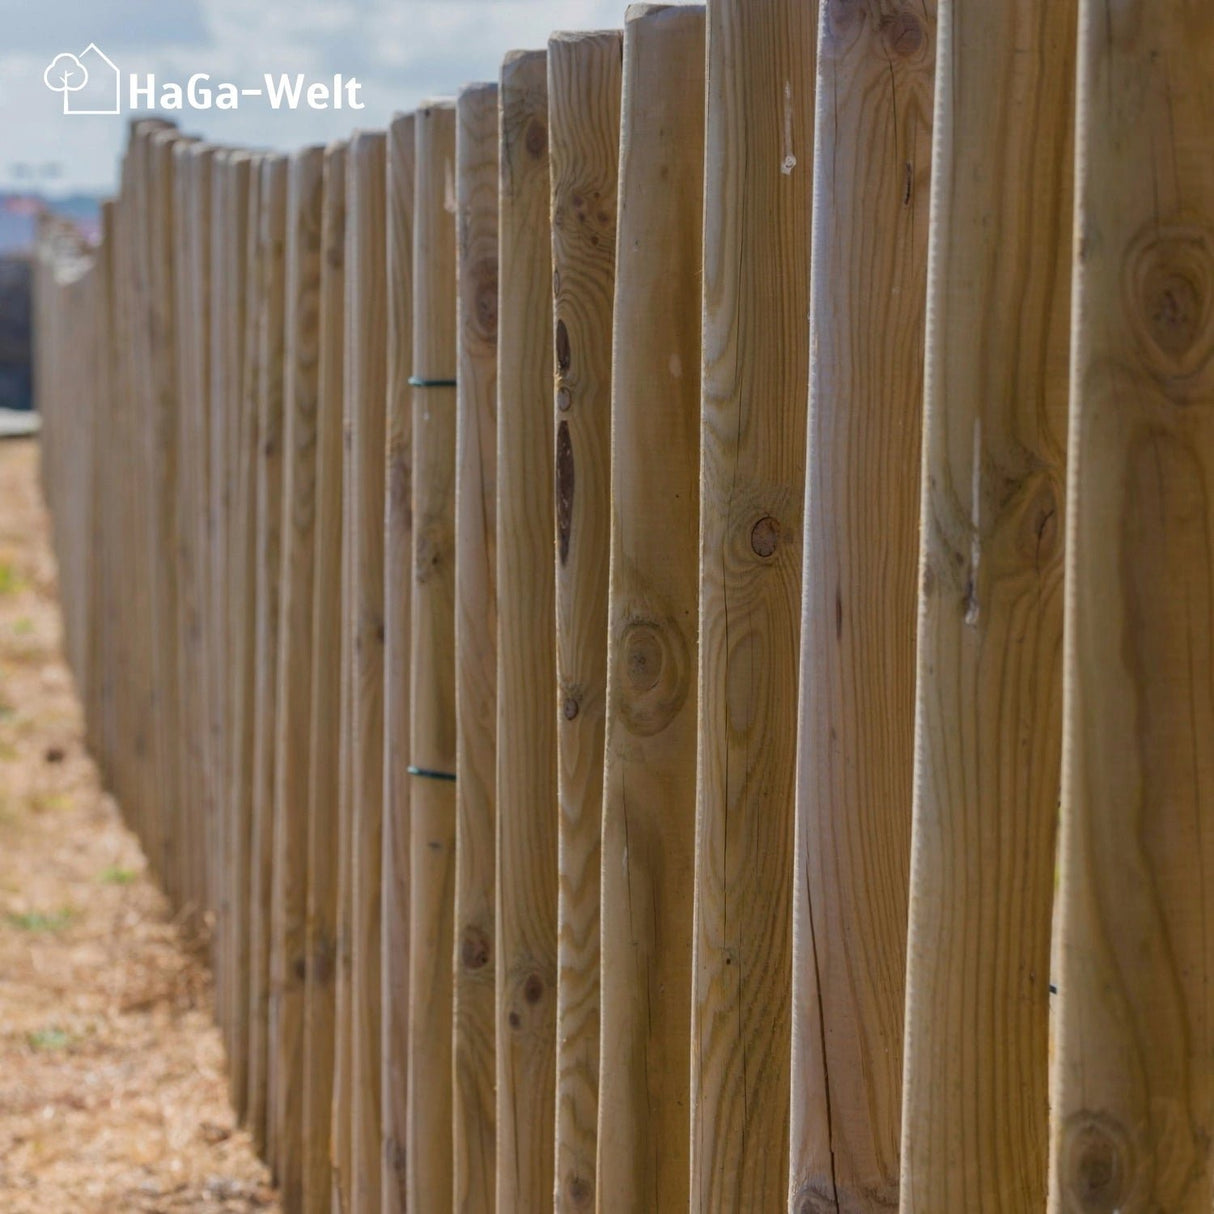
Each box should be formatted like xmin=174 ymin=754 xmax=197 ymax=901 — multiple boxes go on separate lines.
xmin=407 ymin=765 xmax=457 ymax=782
xmin=408 ymin=376 xmax=457 ymax=388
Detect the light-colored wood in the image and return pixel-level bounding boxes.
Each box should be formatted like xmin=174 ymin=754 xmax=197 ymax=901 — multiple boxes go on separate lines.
xmin=788 ymin=3 xmax=934 ymax=1209
xmin=230 ymin=153 xmax=266 ymax=1124
xmin=547 ymin=31 xmax=621 ymax=1213
xmin=269 ymin=143 xmax=325 ymax=1214
xmin=899 ymin=1 xmax=1074 ymax=1209
xmin=453 ymin=80 xmax=499 ymax=1214
xmin=302 ymin=140 xmax=347 ymax=1214
xmin=1049 ymin=5 xmax=1214 ymax=1212
xmin=596 ymin=8 xmax=705 ymax=1210
xmin=406 ymin=100 xmax=459 ymax=1213
xmin=382 ymin=110 xmax=416 ymax=1214
xmin=691 ymin=2 xmax=816 ymax=1207
xmin=495 ymin=47 xmax=558 ymax=1214
xmin=248 ymin=153 xmax=289 ymax=1158
xmin=347 ymin=129 xmax=389 ymax=1214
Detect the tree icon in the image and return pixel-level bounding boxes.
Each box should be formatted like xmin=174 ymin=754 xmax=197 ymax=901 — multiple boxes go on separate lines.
xmin=43 ymin=54 xmax=89 ymax=113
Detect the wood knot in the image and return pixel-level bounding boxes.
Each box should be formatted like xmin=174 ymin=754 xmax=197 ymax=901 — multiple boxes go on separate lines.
xmin=460 ymin=925 xmax=490 ymax=971
xmin=563 ymin=1172 xmax=593 ymax=1209
xmin=525 ymin=117 xmax=547 ymax=160
xmin=751 ymin=515 xmax=780 ymax=558
xmin=557 ymin=386 xmax=572 ymax=412
xmin=523 ymin=972 xmax=544 ymax=1003
xmin=556 ymin=420 xmax=574 ymax=565
xmin=1124 ymin=222 xmax=1214 ymax=382
xmin=467 ymin=255 xmax=497 ymax=342
xmin=1061 ymin=1113 xmax=1134 ymax=1212
xmin=616 ymin=616 xmax=691 ymax=737
xmin=555 ymin=318 xmax=572 ymax=373
xmin=885 ymin=9 xmax=925 ymax=58
xmin=563 ymin=696 xmax=579 ymax=721
xmin=414 ymin=521 xmax=447 ymax=584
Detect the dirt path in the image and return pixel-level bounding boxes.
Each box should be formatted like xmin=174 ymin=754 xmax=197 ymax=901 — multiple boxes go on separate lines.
xmin=0 ymin=440 xmax=279 ymax=1214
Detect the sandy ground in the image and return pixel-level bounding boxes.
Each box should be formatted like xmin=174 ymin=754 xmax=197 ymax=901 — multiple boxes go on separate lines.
xmin=0 ymin=440 xmax=279 ymax=1213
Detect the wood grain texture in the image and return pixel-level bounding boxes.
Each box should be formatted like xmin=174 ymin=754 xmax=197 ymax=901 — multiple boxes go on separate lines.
xmin=453 ymin=81 xmax=499 ymax=1214
xmin=302 ymin=140 xmax=346 ymax=1214
xmin=788 ymin=3 xmax=934 ymax=1210
xmin=596 ymin=8 xmax=704 ymax=1211
xmin=495 ymin=47 xmax=558 ymax=1214
xmin=346 ymin=129 xmax=389 ymax=1214
xmin=691 ymin=2 xmax=816 ymax=1208
xmin=269 ymin=144 xmax=325 ymax=1214
xmin=1049 ymin=5 xmax=1214 ymax=1212
xmin=383 ymin=110 xmax=416 ymax=1214
xmin=248 ymin=153 xmax=288 ymax=1158
xmin=229 ymin=153 xmax=266 ymax=1124
xmin=547 ymin=31 xmax=621 ymax=1213
xmin=406 ymin=100 xmax=459 ymax=1213
xmin=899 ymin=1 xmax=1074 ymax=1209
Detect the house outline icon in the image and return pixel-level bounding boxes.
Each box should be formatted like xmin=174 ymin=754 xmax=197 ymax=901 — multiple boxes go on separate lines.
xmin=66 ymin=44 xmax=121 ymax=115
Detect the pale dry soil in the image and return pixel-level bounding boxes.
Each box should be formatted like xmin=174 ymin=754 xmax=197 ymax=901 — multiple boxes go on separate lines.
xmin=0 ymin=440 xmax=279 ymax=1213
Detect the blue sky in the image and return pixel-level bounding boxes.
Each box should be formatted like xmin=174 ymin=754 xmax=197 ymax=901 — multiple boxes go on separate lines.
xmin=0 ymin=0 xmax=628 ymax=193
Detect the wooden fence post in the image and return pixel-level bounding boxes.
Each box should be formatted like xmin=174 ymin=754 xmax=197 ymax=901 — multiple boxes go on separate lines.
xmin=691 ymin=2 xmax=816 ymax=1206
xmin=453 ymin=80 xmax=499 ymax=1214
xmin=547 ymin=30 xmax=622 ymax=1212
xmin=229 ymin=152 xmax=267 ymax=1125
xmin=302 ymin=139 xmax=347 ymax=1214
xmin=269 ymin=143 xmax=325 ymax=1213
xmin=596 ymin=7 xmax=705 ymax=1209
xmin=1050 ymin=5 xmax=1214 ymax=1211
xmin=248 ymin=152 xmax=288 ymax=1158
xmin=348 ymin=128 xmax=389 ymax=1214
xmin=899 ymin=1 xmax=1074 ymax=1208
xmin=383 ymin=109 xmax=416 ymax=1214
xmin=406 ymin=99 xmax=459 ymax=1211
xmin=495 ymin=46 xmax=557 ymax=1214
xmin=788 ymin=2 xmax=934 ymax=1209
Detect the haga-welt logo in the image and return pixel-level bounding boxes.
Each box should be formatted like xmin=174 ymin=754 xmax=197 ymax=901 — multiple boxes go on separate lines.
xmin=44 ymin=44 xmax=365 ymax=115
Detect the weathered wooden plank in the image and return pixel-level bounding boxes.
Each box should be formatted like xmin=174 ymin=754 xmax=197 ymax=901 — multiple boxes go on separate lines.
xmin=899 ymin=0 xmax=1074 ymax=1208
xmin=691 ymin=1 xmax=816 ymax=1206
xmin=302 ymin=139 xmax=347 ymax=1214
xmin=269 ymin=143 xmax=325 ymax=1213
xmin=406 ymin=100 xmax=459 ymax=1213
xmin=382 ymin=109 xmax=416 ymax=1214
xmin=495 ymin=46 xmax=558 ymax=1214
xmin=788 ymin=2 xmax=934 ymax=1209
xmin=1049 ymin=4 xmax=1214 ymax=1211
xmin=596 ymin=7 xmax=705 ymax=1210
xmin=453 ymin=80 xmax=499 ymax=1214
xmin=547 ymin=30 xmax=621 ymax=1212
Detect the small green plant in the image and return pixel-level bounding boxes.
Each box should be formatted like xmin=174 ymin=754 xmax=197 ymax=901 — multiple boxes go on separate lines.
xmin=6 ymin=907 xmax=75 ymax=932
xmin=27 ymin=1027 xmax=72 ymax=1052
xmin=0 ymin=562 xmax=24 ymax=596
xmin=99 ymin=865 xmax=137 ymax=886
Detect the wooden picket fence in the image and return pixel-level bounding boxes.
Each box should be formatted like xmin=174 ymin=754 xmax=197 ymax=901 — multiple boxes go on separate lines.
xmin=31 ymin=1 xmax=1214 ymax=1211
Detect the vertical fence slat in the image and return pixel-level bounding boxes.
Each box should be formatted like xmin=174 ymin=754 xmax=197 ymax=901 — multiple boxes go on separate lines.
xmin=596 ymin=7 xmax=705 ymax=1209
xmin=406 ymin=99 xmax=459 ymax=1211
xmin=248 ymin=152 xmax=288 ymax=1158
xmin=788 ymin=2 xmax=935 ymax=1209
xmin=453 ymin=80 xmax=499 ymax=1214
xmin=347 ymin=129 xmax=389 ymax=1214
xmin=383 ymin=110 xmax=416 ymax=1214
xmin=690 ymin=2 xmax=816 ymax=1207
xmin=269 ymin=143 xmax=325 ymax=1212
xmin=302 ymin=139 xmax=347 ymax=1214
xmin=495 ymin=46 xmax=558 ymax=1214
xmin=899 ymin=0 xmax=1074 ymax=1207
xmin=547 ymin=31 xmax=622 ymax=1212
xmin=1050 ymin=4 xmax=1214 ymax=1211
